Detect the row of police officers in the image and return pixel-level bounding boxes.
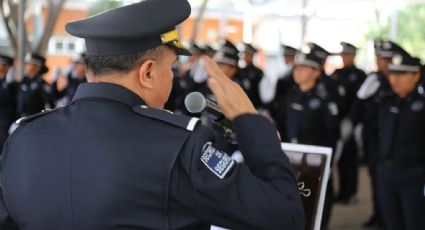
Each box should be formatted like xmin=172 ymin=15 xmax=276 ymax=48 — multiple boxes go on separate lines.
xmin=170 ymin=37 xmax=425 ymax=230
xmin=0 ymin=53 xmax=87 ymax=149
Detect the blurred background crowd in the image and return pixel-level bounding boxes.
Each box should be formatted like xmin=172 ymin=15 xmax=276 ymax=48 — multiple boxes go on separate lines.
xmin=1 ymin=1 xmax=425 ymax=230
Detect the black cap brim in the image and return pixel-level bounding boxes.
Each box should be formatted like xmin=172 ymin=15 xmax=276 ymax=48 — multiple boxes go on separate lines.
xmin=166 ymin=41 xmax=191 ymax=56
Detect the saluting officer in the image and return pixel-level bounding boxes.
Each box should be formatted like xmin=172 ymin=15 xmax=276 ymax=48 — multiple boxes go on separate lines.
xmin=331 ymin=42 xmax=367 ymax=205
xmin=0 ymin=54 xmax=16 ymax=149
xmin=52 ymin=53 xmax=87 ymax=106
xmin=0 ymin=1 xmax=305 ymax=229
xmin=270 ymin=45 xmax=298 ymax=121
xmin=377 ymin=52 xmax=425 ymax=230
xmin=236 ymin=43 xmax=264 ymax=108
xmin=16 ymin=53 xmax=54 ymax=117
xmin=274 ymin=50 xmax=340 ymax=229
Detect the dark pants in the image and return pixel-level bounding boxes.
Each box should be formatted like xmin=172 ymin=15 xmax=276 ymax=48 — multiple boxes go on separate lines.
xmin=337 ymin=137 xmax=358 ymax=200
xmin=321 ymin=176 xmax=334 ymax=228
xmin=363 ymin=129 xmax=382 ymax=221
xmin=377 ymin=165 xmax=425 ymax=230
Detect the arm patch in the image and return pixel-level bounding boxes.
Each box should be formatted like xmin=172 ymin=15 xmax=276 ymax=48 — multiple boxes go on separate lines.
xmin=200 ymin=142 xmax=236 ymax=179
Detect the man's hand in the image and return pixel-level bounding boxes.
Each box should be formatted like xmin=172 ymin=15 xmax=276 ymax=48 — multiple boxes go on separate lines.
xmin=201 ymin=56 xmax=256 ymax=120
xmin=56 ymin=75 xmax=69 ymax=92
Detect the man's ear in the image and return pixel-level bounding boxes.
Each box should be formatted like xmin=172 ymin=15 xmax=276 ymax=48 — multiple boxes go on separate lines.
xmin=138 ymin=60 xmax=156 ymax=89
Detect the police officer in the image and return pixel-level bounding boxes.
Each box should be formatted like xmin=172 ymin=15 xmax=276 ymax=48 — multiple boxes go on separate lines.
xmin=351 ymin=40 xmax=407 ymax=228
xmin=0 ymin=54 xmax=16 ymax=149
xmin=331 ymin=42 xmax=367 ymax=204
xmin=236 ymin=43 xmax=264 ymax=108
xmin=52 ymin=53 xmax=87 ymax=106
xmin=275 ymin=51 xmax=340 ymax=229
xmin=377 ymin=52 xmax=425 ymax=230
xmin=0 ymin=1 xmax=305 ymax=229
xmin=16 ymin=53 xmax=54 ymax=117
xmin=307 ymin=42 xmax=347 ymax=116
xmin=270 ymin=45 xmax=298 ymax=121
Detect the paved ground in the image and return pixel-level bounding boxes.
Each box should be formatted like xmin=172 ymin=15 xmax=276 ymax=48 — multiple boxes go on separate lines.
xmin=329 ymin=167 xmax=373 ymax=230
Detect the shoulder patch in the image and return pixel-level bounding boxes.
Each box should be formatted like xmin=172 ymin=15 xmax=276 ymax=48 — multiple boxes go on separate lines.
xmin=200 ymin=142 xmax=236 ymax=179
xmin=132 ymin=105 xmax=200 ymax=131
xmin=357 ymin=74 xmax=381 ymax=99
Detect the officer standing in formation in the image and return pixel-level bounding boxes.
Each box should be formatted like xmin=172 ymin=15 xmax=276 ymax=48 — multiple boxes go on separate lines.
xmin=0 ymin=0 xmax=305 ymax=229
xmin=16 ymin=53 xmax=54 ymax=117
xmin=274 ymin=50 xmax=340 ymax=229
xmin=351 ymin=40 xmax=407 ymax=228
xmin=0 ymin=54 xmax=16 ymax=149
xmin=377 ymin=51 xmax=425 ymax=230
xmin=331 ymin=42 xmax=367 ymax=204
xmin=236 ymin=43 xmax=264 ymax=108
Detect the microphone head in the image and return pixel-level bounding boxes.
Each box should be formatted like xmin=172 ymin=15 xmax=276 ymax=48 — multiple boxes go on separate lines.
xmin=185 ymin=92 xmax=207 ymax=113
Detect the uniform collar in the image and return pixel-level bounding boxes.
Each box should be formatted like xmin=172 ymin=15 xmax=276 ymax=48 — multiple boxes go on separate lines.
xmin=72 ymin=82 xmax=145 ymax=107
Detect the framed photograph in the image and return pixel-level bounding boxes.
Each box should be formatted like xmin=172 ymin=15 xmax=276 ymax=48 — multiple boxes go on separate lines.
xmin=211 ymin=143 xmax=332 ymax=230
xmin=282 ymin=143 xmax=332 ymax=230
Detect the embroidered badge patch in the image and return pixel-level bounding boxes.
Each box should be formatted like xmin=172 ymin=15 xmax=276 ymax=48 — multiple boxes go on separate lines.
xmin=328 ymin=102 xmax=339 ymax=116
xmin=309 ymin=98 xmax=321 ymax=110
xmin=411 ymin=101 xmax=424 ymax=112
xmin=201 ymin=142 xmax=236 ymax=179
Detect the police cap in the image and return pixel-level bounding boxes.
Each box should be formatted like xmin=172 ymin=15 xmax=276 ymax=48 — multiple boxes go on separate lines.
xmin=282 ymin=45 xmax=298 ymax=56
xmin=25 ymin=53 xmax=46 ymax=66
xmin=339 ymin=42 xmax=357 ymax=54
xmin=214 ymin=39 xmax=239 ymax=67
xmin=294 ymin=51 xmax=324 ymax=69
xmin=388 ymin=53 xmax=421 ymax=73
xmin=244 ymin=43 xmax=257 ymax=54
xmin=65 ymin=0 xmax=191 ymax=56
xmin=377 ymin=41 xmax=408 ymax=58
xmin=306 ymin=42 xmax=330 ymax=59
xmin=0 ymin=54 xmax=13 ymax=66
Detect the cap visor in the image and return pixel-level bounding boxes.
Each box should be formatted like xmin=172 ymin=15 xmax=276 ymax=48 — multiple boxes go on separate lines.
xmin=294 ymin=60 xmax=320 ymax=69
xmin=166 ymin=42 xmax=191 ymax=56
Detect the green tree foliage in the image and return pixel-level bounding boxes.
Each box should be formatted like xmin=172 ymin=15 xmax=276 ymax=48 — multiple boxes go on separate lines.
xmin=366 ymin=4 xmax=425 ymax=60
xmin=396 ymin=4 xmax=425 ymax=60
xmin=88 ymin=0 xmax=123 ymax=16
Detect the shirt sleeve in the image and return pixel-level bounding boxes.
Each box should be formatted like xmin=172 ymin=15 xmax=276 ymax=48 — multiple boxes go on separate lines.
xmin=178 ymin=114 xmax=305 ymax=230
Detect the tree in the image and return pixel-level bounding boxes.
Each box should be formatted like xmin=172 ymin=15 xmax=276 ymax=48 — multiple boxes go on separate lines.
xmin=365 ymin=3 xmax=425 ymax=60
xmin=0 ymin=0 xmax=67 ymax=56
xmin=88 ymin=0 xmax=122 ymax=16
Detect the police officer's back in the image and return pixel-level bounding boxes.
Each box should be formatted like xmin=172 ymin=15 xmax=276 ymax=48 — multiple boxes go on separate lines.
xmin=0 ymin=1 xmax=305 ymax=229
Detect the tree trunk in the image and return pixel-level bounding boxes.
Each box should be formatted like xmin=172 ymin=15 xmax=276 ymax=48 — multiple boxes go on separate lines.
xmin=191 ymin=0 xmax=209 ymax=43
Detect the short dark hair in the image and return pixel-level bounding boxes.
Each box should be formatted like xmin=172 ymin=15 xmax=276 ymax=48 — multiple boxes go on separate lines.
xmin=84 ymin=46 xmax=164 ymax=76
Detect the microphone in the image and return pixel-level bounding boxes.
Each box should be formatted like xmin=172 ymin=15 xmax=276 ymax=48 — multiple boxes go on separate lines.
xmin=185 ymin=92 xmax=237 ymax=144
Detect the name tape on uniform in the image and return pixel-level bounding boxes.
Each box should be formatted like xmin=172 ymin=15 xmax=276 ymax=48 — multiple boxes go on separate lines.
xmin=201 ymin=142 xmax=236 ymax=179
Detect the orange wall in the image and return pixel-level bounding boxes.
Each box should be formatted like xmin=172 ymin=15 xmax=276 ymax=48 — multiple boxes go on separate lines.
xmin=34 ymin=8 xmax=244 ymax=82
xmin=181 ymin=17 xmax=244 ymax=44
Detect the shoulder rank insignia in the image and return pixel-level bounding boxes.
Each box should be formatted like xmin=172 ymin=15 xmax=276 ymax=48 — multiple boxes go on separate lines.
xmin=133 ymin=105 xmax=200 ymax=131
xmin=15 ymin=108 xmax=60 ymax=126
xmin=200 ymin=142 xmax=236 ymax=179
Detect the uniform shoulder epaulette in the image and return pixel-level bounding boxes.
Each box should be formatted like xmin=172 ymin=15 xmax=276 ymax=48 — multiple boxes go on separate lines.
xmin=132 ymin=105 xmax=200 ymax=132
xmin=15 ymin=108 xmax=61 ymax=126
